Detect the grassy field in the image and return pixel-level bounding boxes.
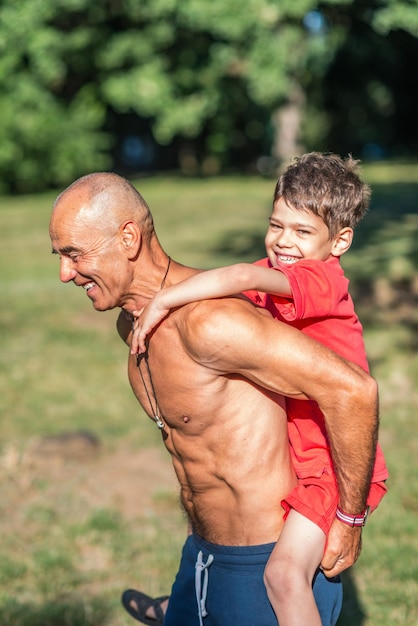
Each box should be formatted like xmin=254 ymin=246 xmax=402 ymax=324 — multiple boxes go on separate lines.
xmin=0 ymin=164 xmax=417 ymax=625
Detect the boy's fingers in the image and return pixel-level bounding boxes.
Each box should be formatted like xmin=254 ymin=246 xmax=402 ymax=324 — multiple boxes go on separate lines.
xmin=130 ymin=332 xmax=140 ymax=355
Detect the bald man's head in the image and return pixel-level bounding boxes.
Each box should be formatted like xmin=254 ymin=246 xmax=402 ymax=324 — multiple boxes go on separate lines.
xmin=52 ymin=172 xmax=154 ymax=240
xmin=49 ymin=172 xmax=160 ymax=311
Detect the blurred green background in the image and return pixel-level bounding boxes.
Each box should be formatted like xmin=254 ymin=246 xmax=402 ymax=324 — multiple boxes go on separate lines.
xmin=0 ymin=0 xmax=417 ymax=193
xmin=0 ymin=1 xmax=417 ymax=625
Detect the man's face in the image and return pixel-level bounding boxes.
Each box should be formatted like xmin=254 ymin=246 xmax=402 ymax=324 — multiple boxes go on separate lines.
xmin=265 ymin=197 xmax=335 ymax=267
xmin=49 ymin=201 xmax=129 ymax=311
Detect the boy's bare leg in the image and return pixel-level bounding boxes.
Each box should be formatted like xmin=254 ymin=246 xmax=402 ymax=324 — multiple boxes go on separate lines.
xmin=264 ymin=509 xmax=326 ymax=626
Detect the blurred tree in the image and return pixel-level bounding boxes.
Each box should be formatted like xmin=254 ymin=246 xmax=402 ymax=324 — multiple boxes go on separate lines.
xmin=0 ymin=0 xmax=112 ymax=192
xmin=0 ymin=0 xmax=416 ymax=192
xmin=99 ymin=0 xmax=345 ymax=173
xmin=317 ymin=0 xmax=418 ymax=159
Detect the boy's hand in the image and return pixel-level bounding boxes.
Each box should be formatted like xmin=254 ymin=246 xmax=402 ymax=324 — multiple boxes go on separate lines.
xmin=130 ymin=293 xmax=171 ymax=355
xmin=130 ymin=308 xmax=146 ymax=355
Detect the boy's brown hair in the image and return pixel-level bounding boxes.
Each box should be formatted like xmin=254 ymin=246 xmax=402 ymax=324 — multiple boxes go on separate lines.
xmin=274 ymin=152 xmax=371 ymax=239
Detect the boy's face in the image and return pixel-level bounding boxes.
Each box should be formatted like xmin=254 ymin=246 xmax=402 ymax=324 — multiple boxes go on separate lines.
xmin=265 ymin=198 xmax=338 ymax=267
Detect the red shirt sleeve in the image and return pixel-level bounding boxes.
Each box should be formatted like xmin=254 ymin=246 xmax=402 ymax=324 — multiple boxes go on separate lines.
xmin=270 ymin=257 xmax=349 ymax=322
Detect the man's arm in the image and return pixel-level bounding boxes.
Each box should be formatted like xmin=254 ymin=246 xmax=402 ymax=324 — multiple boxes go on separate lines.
xmin=186 ymin=297 xmax=378 ymax=574
xmin=319 ymin=363 xmax=378 ymax=577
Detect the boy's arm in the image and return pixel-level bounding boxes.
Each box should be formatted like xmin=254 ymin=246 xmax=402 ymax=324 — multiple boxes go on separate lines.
xmin=131 ymin=262 xmax=292 ymax=353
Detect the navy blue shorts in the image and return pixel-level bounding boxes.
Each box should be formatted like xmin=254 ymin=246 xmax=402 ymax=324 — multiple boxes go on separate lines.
xmin=163 ymin=533 xmax=342 ymax=626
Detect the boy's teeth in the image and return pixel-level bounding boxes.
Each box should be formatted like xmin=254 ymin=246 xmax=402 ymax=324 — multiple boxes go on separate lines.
xmin=278 ymin=256 xmax=298 ymax=264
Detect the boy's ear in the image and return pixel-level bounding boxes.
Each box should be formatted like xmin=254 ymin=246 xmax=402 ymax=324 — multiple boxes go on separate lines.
xmin=120 ymin=220 xmax=141 ymax=259
xmin=331 ymin=227 xmax=353 ymax=257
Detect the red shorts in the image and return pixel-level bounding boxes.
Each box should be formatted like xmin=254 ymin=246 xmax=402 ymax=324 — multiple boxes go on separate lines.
xmin=282 ymin=472 xmax=387 ymax=535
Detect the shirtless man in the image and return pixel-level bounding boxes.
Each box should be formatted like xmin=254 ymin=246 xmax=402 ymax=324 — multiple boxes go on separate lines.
xmin=49 ymin=172 xmax=378 ymax=626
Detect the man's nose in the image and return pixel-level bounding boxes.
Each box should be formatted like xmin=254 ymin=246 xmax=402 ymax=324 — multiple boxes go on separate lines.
xmin=59 ymin=257 xmax=77 ymax=283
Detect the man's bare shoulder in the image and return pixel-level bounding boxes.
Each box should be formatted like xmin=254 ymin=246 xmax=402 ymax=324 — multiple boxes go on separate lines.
xmin=176 ymin=296 xmax=274 ymax=363
xmin=182 ymin=296 xmax=272 ymax=331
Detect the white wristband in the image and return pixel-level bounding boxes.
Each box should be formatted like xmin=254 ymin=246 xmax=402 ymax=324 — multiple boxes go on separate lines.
xmin=336 ymin=506 xmax=369 ymax=527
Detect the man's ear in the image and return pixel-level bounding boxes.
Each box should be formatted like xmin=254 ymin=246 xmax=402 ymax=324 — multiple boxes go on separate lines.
xmin=331 ymin=227 xmax=353 ymax=257
xmin=120 ymin=220 xmax=141 ymax=259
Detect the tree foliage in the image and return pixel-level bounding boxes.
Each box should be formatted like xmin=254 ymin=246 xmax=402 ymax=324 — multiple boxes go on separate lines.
xmin=0 ymin=0 xmax=416 ymax=192
xmin=319 ymin=0 xmax=418 ymax=158
xmin=0 ymin=0 xmax=112 ymax=192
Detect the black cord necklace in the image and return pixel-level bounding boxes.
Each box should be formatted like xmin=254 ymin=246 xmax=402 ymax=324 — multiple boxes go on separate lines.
xmin=136 ymin=256 xmax=171 ymax=430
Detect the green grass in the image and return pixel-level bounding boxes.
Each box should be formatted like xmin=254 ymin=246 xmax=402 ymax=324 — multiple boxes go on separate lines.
xmin=0 ymin=165 xmax=417 ymax=625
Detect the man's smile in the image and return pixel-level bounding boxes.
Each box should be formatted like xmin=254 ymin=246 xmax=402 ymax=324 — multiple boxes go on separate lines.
xmin=82 ymin=281 xmax=97 ymax=293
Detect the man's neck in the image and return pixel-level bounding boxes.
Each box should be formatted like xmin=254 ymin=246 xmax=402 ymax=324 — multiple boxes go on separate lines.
xmin=121 ymin=256 xmax=199 ymax=313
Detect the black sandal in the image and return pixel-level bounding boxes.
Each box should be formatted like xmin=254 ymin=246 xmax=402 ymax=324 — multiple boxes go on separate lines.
xmin=121 ymin=590 xmax=169 ymax=625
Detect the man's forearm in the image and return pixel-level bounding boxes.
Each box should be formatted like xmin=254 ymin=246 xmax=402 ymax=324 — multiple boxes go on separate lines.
xmin=323 ymin=374 xmax=379 ymax=515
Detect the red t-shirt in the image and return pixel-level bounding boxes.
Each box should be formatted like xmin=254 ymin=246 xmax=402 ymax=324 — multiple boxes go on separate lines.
xmin=244 ymin=256 xmax=388 ymax=483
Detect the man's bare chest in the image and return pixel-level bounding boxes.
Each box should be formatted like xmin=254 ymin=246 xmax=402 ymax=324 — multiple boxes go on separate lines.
xmin=127 ymin=351 xmax=217 ymax=433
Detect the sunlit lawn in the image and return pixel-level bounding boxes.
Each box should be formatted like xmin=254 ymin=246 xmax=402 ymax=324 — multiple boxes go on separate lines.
xmin=0 ymin=164 xmax=417 ymax=625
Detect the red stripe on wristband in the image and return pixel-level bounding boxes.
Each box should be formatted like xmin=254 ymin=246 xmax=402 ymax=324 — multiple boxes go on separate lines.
xmin=336 ymin=506 xmax=368 ymax=527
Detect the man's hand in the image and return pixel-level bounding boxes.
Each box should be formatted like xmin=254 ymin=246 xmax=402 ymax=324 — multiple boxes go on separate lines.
xmin=320 ymin=519 xmax=363 ymax=578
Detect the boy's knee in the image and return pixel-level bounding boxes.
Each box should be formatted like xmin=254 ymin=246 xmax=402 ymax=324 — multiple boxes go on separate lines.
xmin=264 ymin=555 xmax=309 ymax=598
xmin=264 ymin=558 xmax=288 ymax=596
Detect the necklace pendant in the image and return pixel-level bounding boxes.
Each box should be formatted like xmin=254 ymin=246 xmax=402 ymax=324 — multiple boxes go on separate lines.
xmin=154 ymin=414 xmax=165 ymax=429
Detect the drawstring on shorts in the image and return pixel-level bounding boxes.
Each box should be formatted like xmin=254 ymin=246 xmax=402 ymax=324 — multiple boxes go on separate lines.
xmin=195 ymin=550 xmax=214 ymax=626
